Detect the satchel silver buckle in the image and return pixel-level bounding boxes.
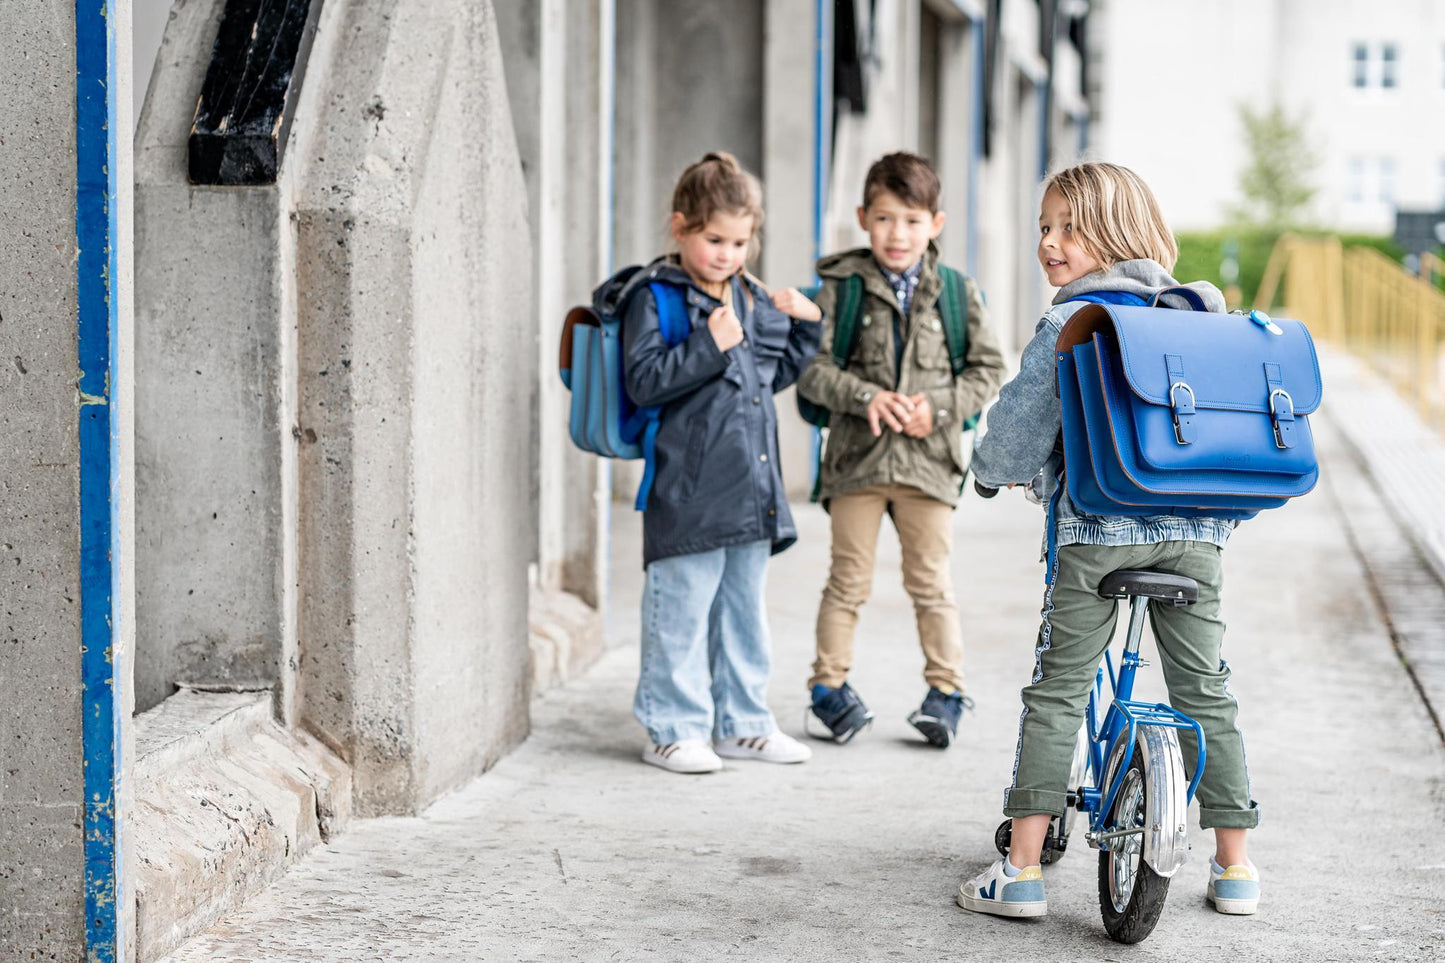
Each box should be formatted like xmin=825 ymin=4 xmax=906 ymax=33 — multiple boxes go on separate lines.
xmin=1169 ymin=381 xmax=1196 ymax=445
xmin=1268 ymin=388 xmax=1295 ymax=449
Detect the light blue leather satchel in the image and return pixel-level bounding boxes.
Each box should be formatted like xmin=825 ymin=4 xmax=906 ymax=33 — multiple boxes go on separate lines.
xmin=1056 ymin=291 xmax=1322 ymax=518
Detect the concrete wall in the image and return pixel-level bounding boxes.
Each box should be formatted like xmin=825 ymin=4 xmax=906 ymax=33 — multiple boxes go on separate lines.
xmin=134 ymin=0 xmax=294 ymax=716
xmin=1 ymin=0 xmax=135 ymax=958
xmin=294 ymin=0 xmax=532 ymax=814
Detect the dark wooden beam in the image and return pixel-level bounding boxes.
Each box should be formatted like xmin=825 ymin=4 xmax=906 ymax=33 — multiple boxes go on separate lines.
xmin=188 ymin=0 xmax=324 ymax=186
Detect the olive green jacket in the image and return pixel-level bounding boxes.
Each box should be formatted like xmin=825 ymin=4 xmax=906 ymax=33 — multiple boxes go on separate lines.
xmin=795 ymin=245 xmax=1006 ymax=507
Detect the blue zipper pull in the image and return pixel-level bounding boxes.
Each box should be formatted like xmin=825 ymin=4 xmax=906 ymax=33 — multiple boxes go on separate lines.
xmin=1249 ymin=309 xmax=1284 ymax=336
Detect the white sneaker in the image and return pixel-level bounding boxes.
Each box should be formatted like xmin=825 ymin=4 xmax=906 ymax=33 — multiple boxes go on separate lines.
xmin=956 ymin=857 xmax=1048 ymax=918
xmin=642 ymin=739 xmax=723 ymax=774
xmin=713 ymin=731 xmax=812 ymax=764
xmin=1207 ymin=859 xmax=1260 ymax=915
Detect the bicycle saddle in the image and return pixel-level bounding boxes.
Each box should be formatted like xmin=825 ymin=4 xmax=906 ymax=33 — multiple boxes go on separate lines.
xmin=1097 ymin=569 xmax=1199 ymax=604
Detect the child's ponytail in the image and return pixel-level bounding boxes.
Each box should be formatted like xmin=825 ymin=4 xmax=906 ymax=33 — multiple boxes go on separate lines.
xmin=671 ymin=151 xmax=765 ymax=256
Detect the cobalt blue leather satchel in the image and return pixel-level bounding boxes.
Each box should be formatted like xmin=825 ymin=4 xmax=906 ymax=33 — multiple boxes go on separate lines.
xmin=1055 ymin=289 xmax=1322 ymax=519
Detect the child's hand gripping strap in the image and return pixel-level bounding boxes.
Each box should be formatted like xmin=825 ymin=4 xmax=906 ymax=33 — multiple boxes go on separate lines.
xmin=633 ymin=281 xmax=691 ymax=511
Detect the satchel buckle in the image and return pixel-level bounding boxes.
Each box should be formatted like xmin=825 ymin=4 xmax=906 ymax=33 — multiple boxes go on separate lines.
xmin=1169 ymin=381 xmax=1196 ymax=445
xmin=1269 ymin=388 xmax=1296 ymax=449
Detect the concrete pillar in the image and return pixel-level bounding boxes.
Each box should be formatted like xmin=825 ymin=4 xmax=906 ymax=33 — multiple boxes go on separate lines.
xmin=295 ymin=0 xmax=533 ymax=814
xmin=0 ymin=0 xmax=135 ymax=958
xmin=764 ymin=0 xmax=825 ymax=498
xmin=133 ymin=0 xmax=298 ymax=720
xmin=934 ymin=15 xmax=981 ymax=275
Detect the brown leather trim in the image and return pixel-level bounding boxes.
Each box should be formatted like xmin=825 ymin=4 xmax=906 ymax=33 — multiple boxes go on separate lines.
xmin=560 ymin=306 xmax=600 ymax=372
xmin=1054 ymin=302 xmax=1113 ymax=353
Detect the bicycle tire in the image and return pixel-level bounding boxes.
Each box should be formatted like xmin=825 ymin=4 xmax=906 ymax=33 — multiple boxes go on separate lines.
xmin=1097 ymin=745 xmax=1171 ymax=943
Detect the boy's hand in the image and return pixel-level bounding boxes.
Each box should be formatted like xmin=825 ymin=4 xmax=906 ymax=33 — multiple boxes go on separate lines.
xmin=771 ymin=288 xmax=823 ymax=321
xmin=865 ymin=391 xmax=915 ymax=437
xmin=902 ymin=394 xmax=934 ymax=437
xmin=708 ymin=304 xmax=744 ymax=351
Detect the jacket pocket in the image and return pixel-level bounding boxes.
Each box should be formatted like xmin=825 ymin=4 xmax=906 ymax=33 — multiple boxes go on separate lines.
xmin=681 ymin=413 xmax=708 ymax=497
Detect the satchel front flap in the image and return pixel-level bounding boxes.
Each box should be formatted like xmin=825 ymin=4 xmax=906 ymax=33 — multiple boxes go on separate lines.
xmin=1104 ymin=305 xmax=1322 ymax=414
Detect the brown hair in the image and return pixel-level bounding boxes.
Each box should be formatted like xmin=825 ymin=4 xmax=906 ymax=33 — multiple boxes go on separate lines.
xmin=1042 ymin=162 xmax=1178 ymax=271
xmin=862 ymin=151 xmax=942 ymax=212
xmin=671 ymin=151 xmax=764 ymax=255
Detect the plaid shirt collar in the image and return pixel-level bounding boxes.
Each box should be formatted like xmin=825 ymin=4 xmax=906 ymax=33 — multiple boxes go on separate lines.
xmin=877 ymin=258 xmax=923 ymax=316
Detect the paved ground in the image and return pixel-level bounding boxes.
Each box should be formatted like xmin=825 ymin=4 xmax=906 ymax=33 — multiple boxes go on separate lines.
xmin=164 ymin=417 xmax=1445 ymax=963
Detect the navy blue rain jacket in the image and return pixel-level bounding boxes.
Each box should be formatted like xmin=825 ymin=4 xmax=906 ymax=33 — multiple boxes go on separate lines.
xmin=601 ymin=257 xmax=821 ymax=566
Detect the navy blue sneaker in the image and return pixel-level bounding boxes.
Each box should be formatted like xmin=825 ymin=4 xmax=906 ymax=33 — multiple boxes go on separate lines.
xmin=807 ymin=682 xmax=874 ymax=743
xmin=908 ymin=687 xmax=971 ymax=748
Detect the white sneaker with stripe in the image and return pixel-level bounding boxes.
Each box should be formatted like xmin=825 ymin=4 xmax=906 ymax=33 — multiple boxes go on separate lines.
xmin=642 ymin=739 xmax=723 ymax=773
xmin=713 ymin=731 xmax=812 ymax=764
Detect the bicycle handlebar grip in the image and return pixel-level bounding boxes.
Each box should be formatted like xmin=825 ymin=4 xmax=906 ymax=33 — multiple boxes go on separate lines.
xmin=973 ymin=479 xmax=999 ymax=499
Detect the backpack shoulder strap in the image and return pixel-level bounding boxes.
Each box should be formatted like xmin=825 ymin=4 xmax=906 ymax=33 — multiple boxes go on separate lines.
xmin=1149 ymin=285 xmax=1210 ymax=311
xmin=938 ymin=266 xmax=970 ymax=378
xmin=648 ymin=281 xmax=691 ymax=346
xmin=830 ymin=274 xmax=866 ymax=369
xmin=1067 ymin=291 xmax=1149 ymax=307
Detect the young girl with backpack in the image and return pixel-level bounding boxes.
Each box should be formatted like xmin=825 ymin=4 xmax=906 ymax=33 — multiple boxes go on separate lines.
xmin=958 ymin=163 xmax=1262 ymax=917
xmin=605 ymin=151 xmax=823 ymax=773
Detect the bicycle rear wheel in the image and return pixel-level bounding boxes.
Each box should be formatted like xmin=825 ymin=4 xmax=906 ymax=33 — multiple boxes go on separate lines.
xmin=1097 ymin=746 xmax=1170 ymax=943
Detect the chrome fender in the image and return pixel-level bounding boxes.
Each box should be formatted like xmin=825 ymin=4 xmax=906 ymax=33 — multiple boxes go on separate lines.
xmin=1100 ymin=724 xmax=1190 ymax=878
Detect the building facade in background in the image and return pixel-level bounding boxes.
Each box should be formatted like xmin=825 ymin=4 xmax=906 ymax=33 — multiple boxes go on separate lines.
xmin=1092 ymin=0 xmax=1445 ymax=233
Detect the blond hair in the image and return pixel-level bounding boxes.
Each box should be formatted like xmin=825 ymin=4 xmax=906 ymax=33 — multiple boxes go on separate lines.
xmin=670 ymin=151 xmax=764 ymax=257
xmin=1043 ymin=163 xmax=1177 ymax=271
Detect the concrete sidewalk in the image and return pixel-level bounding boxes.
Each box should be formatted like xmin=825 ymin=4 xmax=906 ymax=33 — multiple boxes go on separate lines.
xmin=161 ymin=410 xmax=1445 ymax=963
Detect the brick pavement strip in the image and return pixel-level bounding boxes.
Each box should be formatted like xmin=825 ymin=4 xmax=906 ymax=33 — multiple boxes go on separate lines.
xmin=162 ymin=431 xmax=1445 ymax=963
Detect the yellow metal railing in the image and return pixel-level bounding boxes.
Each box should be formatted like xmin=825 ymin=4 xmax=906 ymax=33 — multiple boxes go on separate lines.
xmin=1256 ymin=233 xmax=1445 ymax=427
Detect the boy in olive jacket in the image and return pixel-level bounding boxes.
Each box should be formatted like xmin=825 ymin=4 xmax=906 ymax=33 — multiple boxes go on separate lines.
xmin=796 ymin=152 xmax=1005 ymax=748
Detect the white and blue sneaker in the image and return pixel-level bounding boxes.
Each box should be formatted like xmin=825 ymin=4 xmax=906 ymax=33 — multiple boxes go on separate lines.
xmin=956 ymin=857 xmax=1047 ymax=918
xmin=1207 ymin=859 xmax=1260 ymax=915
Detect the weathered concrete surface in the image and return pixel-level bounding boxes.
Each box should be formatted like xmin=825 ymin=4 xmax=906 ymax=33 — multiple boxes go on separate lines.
xmin=0 ymin=0 xmax=134 ymax=957
xmin=294 ymin=0 xmax=533 ymax=815
xmin=134 ymin=689 xmax=351 ymax=962
xmin=160 ymin=424 xmax=1445 ymax=962
xmin=1320 ymin=349 xmax=1445 ymax=740
xmin=135 ymin=0 xmax=293 ymax=714
xmin=528 ymin=589 xmax=605 ymax=696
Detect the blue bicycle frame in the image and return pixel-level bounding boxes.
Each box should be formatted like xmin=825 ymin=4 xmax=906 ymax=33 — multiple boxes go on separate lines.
xmin=1077 ymin=593 xmax=1207 ymax=833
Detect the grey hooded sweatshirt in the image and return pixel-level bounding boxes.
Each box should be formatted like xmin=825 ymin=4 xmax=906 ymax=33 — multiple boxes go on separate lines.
xmin=970 ymin=259 xmax=1238 ymax=551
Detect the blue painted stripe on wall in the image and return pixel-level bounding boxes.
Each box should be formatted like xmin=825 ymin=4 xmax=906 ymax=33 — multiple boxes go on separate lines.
xmin=76 ymin=0 xmax=121 ymax=958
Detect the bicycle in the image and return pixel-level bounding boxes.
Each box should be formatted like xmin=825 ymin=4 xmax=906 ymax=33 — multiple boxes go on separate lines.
xmin=975 ymin=481 xmax=1206 ymax=943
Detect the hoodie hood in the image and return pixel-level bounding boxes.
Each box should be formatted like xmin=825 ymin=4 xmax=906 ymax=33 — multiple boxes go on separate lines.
xmin=1052 ymin=259 xmax=1227 ymax=313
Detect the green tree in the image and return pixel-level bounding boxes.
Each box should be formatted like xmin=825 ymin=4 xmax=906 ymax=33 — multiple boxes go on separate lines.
xmin=1228 ymin=103 xmax=1318 ymax=229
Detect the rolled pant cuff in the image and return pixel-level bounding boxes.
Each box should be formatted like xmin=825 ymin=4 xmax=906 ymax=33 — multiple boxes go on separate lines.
xmin=715 ymin=718 xmax=776 ymax=740
xmin=1199 ymin=802 xmax=1261 ymax=830
xmin=1002 ymin=788 xmax=1068 ymax=819
xmin=646 ymin=725 xmax=713 ymax=746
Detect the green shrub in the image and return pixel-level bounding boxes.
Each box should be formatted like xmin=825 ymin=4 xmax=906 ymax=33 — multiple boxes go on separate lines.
xmin=1174 ymin=228 xmax=1417 ymax=308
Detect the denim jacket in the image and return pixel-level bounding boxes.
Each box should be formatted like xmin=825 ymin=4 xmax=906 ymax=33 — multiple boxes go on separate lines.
xmin=970 ymin=260 xmax=1238 ymax=552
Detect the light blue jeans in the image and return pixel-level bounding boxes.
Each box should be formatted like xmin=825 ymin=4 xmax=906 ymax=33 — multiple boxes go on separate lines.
xmin=634 ymin=539 xmax=778 ymax=745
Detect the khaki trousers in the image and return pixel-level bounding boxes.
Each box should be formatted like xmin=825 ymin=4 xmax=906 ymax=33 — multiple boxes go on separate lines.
xmin=810 ymin=484 xmax=963 ymax=692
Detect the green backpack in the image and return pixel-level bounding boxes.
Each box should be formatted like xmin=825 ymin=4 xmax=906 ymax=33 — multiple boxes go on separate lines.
xmin=797 ymin=266 xmax=981 ymax=501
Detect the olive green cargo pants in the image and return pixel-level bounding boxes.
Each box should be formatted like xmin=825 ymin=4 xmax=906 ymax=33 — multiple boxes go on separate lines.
xmin=1004 ymin=541 xmax=1260 ymax=830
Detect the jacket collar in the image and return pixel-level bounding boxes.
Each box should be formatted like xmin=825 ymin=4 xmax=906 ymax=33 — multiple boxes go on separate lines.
xmin=817 ymin=242 xmax=943 ymax=318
